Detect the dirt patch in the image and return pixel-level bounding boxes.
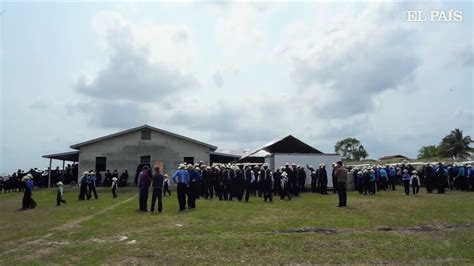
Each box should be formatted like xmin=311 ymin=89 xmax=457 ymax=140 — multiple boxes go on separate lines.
xmin=376 ymin=223 xmax=474 ymax=233
xmin=275 ymin=227 xmax=344 ymax=234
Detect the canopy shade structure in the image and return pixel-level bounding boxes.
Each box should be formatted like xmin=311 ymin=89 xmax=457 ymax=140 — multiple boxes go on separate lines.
xmin=42 ymin=151 xmax=79 ymax=162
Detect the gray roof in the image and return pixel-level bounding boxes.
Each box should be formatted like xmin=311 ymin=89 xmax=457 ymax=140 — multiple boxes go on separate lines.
xmin=236 ymin=135 xmax=323 ymax=162
xmin=70 ymin=125 xmax=217 ymax=151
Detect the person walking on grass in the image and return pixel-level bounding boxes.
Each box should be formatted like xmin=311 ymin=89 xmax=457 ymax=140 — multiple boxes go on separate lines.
xmin=111 ymin=177 xmax=118 ymax=198
xmin=150 ymin=167 xmax=164 ymax=213
xmin=20 ymin=174 xmax=36 ymax=210
xmin=78 ymin=171 xmax=88 ymax=200
xmin=410 ymin=170 xmax=420 ymax=195
xmin=88 ymin=171 xmax=98 ymax=200
xmin=402 ymin=169 xmax=411 ymax=195
xmin=334 ymin=161 xmax=347 ymax=207
xmin=137 ymin=166 xmax=152 ymax=212
xmin=56 ymin=182 xmax=67 ymax=206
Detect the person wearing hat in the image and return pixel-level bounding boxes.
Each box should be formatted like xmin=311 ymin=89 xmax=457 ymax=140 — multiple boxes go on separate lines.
xmin=297 ymin=165 xmax=306 ymax=192
xmin=56 ymin=182 xmax=67 ymax=206
xmin=172 ymin=164 xmax=190 ymax=211
xmin=307 ymin=165 xmax=317 ymax=193
xmin=290 ymin=164 xmax=299 ymax=196
xmin=188 ymin=166 xmax=202 ymax=208
xmin=163 ymin=174 xmax=171 ymax=196
xmin=279 ymin=171 xmax=291 ymax=200
xmin=388 ymin=165 xmax=397 ymax=191
xmin=369 ymin=169 xmax=377 ymax=195
xmin=88 ymin=171 xmax=98 ymax=200
xmin=78 ymin=171 xmax=89 ymax=200
xmin=283 ymin=163 xmax=294 ymax=196
xmin=261 ymin=164 xmax=273 ymax=202
xmin=457 ymin=163 xmax=467 ymax=191
xmin=111 ymin=176 xmax=118 ymax=198
xmin=150 ymin=167 xmax=164 ymax=213
xmin=137 ymin=166 xmax=152 ymax=211
xmin=410 ymin=170 xmax=420 ymax=195
xmin=20 ymin=174 xmax=36 ymax=210
xmin=379 ymin=166 xmax=388 ymax=191
xmin=402 ymin=169 xmax=411 ymax=195
xmin=424 ymin=163 xmax=434 ymax=193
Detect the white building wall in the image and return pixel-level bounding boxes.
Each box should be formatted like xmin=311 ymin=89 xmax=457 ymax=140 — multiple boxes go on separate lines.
xmin=77 ymin=130 xmax=211 ymax=182
xmin=265 ymin=153 xmax=343 ymax=188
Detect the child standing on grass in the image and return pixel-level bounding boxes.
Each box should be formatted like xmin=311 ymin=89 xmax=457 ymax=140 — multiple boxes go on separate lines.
xmin=111 ymin=177 xmax=118 ymax=198
xmin=402 ymin=169 xmax=411 ymax=195
xmin=163 ymin=174 xmax=171 ymax=196
xmin=56 ymin=182 xmax=67 ymax=206
xmin=410 ymin=170 xmax=420 ymax=195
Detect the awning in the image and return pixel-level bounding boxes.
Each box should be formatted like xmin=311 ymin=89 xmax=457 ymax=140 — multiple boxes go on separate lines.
xmin=42 ymin=151 xmax=79 ymax=162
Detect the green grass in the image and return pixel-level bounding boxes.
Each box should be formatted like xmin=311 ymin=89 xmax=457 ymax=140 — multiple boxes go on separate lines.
xmin=0 ymin=187 xmax=473 ymax=264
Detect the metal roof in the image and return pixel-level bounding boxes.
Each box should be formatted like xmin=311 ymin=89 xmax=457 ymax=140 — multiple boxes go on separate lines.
xmin=236 ymin=135 xmax=323 ymax=162
xmin=42 ymin=151 xmax=79 ymax=162
xmin=70 ymin=124 xmax=217 ymax=151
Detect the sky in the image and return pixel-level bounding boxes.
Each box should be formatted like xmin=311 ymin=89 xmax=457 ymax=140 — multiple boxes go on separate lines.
xmin=1 ymin=1 xmax=473 ymax=174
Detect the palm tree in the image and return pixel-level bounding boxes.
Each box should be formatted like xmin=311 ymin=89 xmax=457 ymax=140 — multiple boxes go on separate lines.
xmin=438 ymin=129 xmax=473 ymax=159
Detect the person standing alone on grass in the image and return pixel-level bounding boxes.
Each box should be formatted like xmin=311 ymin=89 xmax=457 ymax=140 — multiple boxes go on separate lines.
xmin=334 ymin=161 xmax=347 ymax=207
xmin=111 ymin=177 xmax=118 ymax=198
xmin=138 ymin=166 xmax=152 ymax=212
xmin=56 ymin=182 xmax=67 ymax=206
xmin=150 ymin=167 xmax=164 ymax=213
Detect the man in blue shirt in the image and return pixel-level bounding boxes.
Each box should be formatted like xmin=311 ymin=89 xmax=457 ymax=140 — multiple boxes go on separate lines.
xmin=172 ymin=164 xmax=190 ymax=211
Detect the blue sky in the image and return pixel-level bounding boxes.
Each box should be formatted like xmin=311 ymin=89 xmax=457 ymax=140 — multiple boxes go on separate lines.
xmin=1 ymin=1 xmax=473 ymax=174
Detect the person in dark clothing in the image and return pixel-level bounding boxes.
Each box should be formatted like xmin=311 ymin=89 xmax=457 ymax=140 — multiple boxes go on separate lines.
xmin=261 ymin=164 xmax=273 ymax=202
xmin=150 ymin=167 xmax=164 ymax=213
xmin=273 ymin=169 xmax=281 ymax=196
xmin=332 ymin=163 xmax=338 ymax=194
xmin=243 ymin=165 xmax=254 ymax=202
xmin=21 ymin=174 xmax=36 ymax=210
xmin=88 ymin=171 xmax=98 ymax=200
xmin=410 ymin=171 xmax=420 ymax=195
xmin=319 ymin=164 xmax=329 ymax=195
xmin=307 ymin=165 xmax=317 ymax=193
xmin=298 ymin=166 xmax=306 ymax=192
xmin=334 ymin=161 xmax=347 ymax=207
xmin=188 ymin=166 xmax=202 ymax=209
xmin=291 ymin=164 xmax=299 ymax=196
xmin=78 ymin=172 xmax=88 ymax=200
xmin=402 ymin=169 xmax=411 ymax=195
xmin=137 ymin=166 xmax=152 ymax=211
xmin=119 ymin=170 xmax=129 ymax=187
xmin=424 ymin=164 xmax=434 ymax=193
xmin=435 ymin=163 xmax=447 ymax=194
xmin=201 ymin=166 xmax=211 ymax=199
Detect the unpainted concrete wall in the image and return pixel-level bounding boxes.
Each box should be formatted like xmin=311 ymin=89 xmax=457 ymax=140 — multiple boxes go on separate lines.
xmin=77 ymin=130 xmax=211 ymax=182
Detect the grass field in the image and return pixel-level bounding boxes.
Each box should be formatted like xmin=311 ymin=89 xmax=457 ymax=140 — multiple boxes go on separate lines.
xmin=0 ymin=186 xmax=473 ymax=265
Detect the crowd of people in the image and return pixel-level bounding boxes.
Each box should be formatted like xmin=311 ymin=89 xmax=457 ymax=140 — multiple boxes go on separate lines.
xmin=349 ymin=162 xmax=474 ymax=196
xmin=134 ymin=160 xmax=349 ymax=212
xmin=7 ymin=160 xmax=473 ymax=212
